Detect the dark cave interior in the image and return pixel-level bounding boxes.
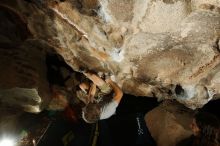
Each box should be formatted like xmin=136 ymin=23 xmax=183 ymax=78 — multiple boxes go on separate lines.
xmin=1 ymin=52 xmax=219 ymax=146
xmin=0 ymin=1 xmax=220 ymax=146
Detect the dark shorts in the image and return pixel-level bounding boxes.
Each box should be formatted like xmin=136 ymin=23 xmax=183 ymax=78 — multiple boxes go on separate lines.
xmin=135 ymin=113 xmax=156 ymax=146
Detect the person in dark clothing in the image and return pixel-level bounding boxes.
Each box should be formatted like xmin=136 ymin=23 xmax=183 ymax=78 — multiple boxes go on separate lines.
xmin=97 ymin=95 xmax=158 ymax=146
xmin=135 ymin=113 xmax=157 ymax=146
xmin=76 ymin=72 xmax=123 ymax=123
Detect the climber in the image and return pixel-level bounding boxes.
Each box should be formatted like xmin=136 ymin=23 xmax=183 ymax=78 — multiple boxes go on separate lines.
xmin=76 ymin=71 xmax=123 ymax=123
xmin=177 ymin=111 xmax=220 ymax=146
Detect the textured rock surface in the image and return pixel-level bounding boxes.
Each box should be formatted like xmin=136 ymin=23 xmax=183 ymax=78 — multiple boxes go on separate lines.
xmin=145 ymin=100 xmax=194 ymax=146
xmin=0 ymin=0 xmax=220 ymax=109
xmin=0 ymin=6 xmax=51 ymax=112
xmin=0 ymin=40 xmax=51 ymax=113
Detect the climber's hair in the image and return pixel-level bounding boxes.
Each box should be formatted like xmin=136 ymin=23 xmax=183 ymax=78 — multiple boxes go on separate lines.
xmin=81 ymin=95 xmax=112 ymax=123
xmin=82 ymin=103 xmax=101 ymax=123
xmin=193 ymin=111 xmax=220 ymax=146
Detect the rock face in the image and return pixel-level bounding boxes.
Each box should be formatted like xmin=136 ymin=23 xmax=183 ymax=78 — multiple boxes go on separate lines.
xmin=0 ymin=5 xmax=51 ymax=112
xmin=145 ymin=100 xmax=194 ymax=146
xmin=0 ymin=0 xmax=220 ymax=109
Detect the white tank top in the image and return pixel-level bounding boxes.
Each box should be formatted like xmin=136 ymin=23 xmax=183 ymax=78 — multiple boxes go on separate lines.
xmin=100 ymin=100 xmax=119 ymax=120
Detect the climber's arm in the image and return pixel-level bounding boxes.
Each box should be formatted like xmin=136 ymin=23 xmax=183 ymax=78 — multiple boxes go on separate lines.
xmin=87 ymin=83 xmax=96 ymax=103
xmin=79 ymin=82 xmax=90 ymax=93
xmin=105 ymin=79 xmax=123 ymax=103
xmin=83 ymin=72 xmax=106 ymax=87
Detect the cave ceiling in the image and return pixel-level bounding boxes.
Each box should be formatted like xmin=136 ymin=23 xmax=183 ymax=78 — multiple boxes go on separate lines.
xmin=0 ymin=0 xmax=220 ymax=111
